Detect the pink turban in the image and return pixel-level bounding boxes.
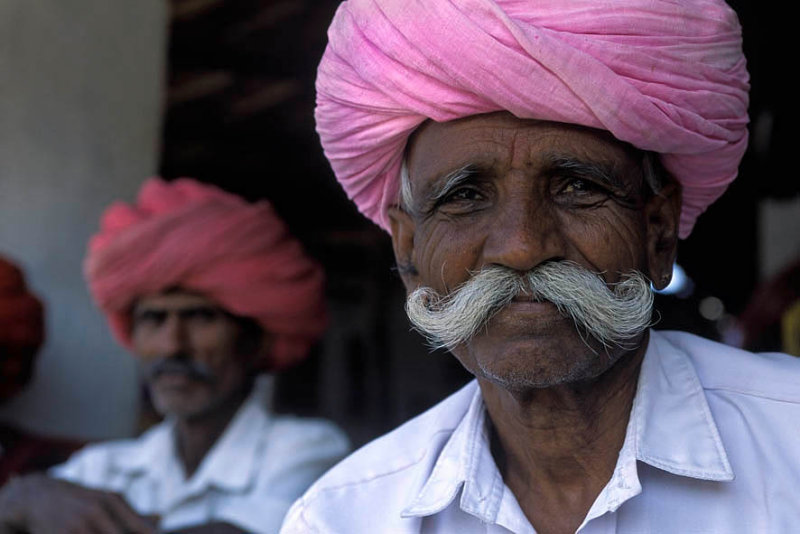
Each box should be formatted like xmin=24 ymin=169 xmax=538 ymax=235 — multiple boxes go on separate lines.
xmin=85 ymin=178 xmax=327 ymax=371
xmin=316 ymin=0 xmax=749 ymax=238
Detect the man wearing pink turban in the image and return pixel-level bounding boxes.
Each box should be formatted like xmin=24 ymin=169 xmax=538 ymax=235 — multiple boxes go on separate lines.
xmin=282 ymin=0 xmax=800 ymax=532
xmin=0 ymin=179 xmax=349 ymax=534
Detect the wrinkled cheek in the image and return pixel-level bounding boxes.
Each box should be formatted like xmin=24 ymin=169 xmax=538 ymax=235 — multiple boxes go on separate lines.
xmin=415 ymin=224 xmax=481 ymax=293
xmin=564 ymin=211 xmax=647 ymax=275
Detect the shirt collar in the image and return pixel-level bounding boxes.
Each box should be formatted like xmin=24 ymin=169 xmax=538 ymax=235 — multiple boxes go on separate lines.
xmin=112 ymin=374 xmax=275 ymax=497
xmin=402 ymin=329 xmax=734 ymax=523
xmin=401 ymin=382 xmax=504 ymax=522
xmin=632 ymin=330 xmax=733 ymax=481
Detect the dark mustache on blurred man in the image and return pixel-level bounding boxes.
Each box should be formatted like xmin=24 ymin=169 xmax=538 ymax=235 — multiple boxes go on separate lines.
xmin=143 ymin=356 xmax=216 ymax=384
xmin=280 ymin=0 xmax=800 ymax=533
xmin=0 ymin=178 xmax=349 ymax=534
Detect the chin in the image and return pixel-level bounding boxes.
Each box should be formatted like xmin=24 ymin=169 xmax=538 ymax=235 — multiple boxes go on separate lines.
xmin=151 ymin=389 xmax=209 ymax=420
xmin=157 ymin=402 xmax=212 ymax=422
xmin=477 ymin=355 xmax=609 ymax=392
xmin=459 ymin=330 xmax=626 ymax=392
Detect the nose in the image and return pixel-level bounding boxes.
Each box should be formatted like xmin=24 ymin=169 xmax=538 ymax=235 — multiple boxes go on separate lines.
xmin=153 ymin=314 xmax=189 ymax=358
xmin=481 ymin=189 xmax=566 ymax=272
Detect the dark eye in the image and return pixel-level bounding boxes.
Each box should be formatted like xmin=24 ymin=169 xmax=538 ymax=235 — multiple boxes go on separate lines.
xmin=444 ymin=187 xmax=484 ymax=203
xmin=186 ymin=308 xmax=222 ymax=323
xmin=132 ymin=310 xmax=166 ymax=328
xmin=554 ymin=177 xmax=613 ymax=207
xmin=425 ymin=170 xmax=492 ymax=217
xmin=561 ymin=178 xmax=601 ymax=195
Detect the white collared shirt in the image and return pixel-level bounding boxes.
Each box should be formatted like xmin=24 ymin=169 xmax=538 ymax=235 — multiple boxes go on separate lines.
xmin=282 ymin=331 xmax=800 ymax=533
xmin=52 ymin=376 xmax=349 ymax=533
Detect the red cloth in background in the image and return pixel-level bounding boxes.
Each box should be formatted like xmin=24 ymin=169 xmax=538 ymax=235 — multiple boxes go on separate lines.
xmin=0 ymin=256 xmax=44 ymax=400
xmin=0 ymin=424 xmax=84 ymax=485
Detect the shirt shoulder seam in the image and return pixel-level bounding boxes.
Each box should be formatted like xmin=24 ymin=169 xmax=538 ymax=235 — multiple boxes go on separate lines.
xmin=304 ymin=427 xmax=457 ymax=496
xmin=295 ymin=499 xmax=320 ymax=534
xmin=702 ymin=385 xmax=800 ymax=404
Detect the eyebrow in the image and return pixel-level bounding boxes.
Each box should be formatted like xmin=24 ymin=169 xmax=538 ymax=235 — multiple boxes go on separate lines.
xmin=421 ymin=155 xmax=631 ymax=212
xmin=545 ymin=155 xmax=627 ymax=191
xmin=131 ymin=308 xmax=166 ymax=323
xmin=132 ymin=305 xmax=222 ymax=319
xmin=428 ymin=164 xmax=481 ymax=205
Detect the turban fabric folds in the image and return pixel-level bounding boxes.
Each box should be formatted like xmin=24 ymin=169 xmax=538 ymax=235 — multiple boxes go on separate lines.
xmin=0 ymin=256 xmax=44 ymax=399
xmin=85 ymin=178 xmax=327 ymax=371
xmin=316 ymin=0 xmax=750 ymax=238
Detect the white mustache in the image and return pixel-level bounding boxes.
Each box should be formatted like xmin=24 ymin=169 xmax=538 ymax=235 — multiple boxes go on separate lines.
xmin=405 ymin=261 xmax=653 ymax=350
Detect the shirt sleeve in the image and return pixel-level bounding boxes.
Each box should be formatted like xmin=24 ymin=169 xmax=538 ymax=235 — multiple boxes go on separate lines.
xmin=215 ymin=417 xmax=350 ymax=534
xmin=272 ymin=419 xmax=351 ymax=499
xmin=49 ymin=446 xmax=93 ymax=483
xmin=48 ymin=442 xmax=119 ymax=490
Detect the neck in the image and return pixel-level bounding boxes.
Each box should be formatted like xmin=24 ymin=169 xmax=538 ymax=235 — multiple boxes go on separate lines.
xmin=481 ymin=332 xmax=648 ymax=534
xmin=173 ymin=383 xmax=252 ymax=479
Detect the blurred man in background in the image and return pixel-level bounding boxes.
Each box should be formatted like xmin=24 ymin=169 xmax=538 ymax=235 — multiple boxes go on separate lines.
xmin=0 ymin=256 xmax=83 ymax=484
xmin=282 ymin=0 xmax=800 ymax=532
xmin=0 ymin=179 xmax=348 ymax=534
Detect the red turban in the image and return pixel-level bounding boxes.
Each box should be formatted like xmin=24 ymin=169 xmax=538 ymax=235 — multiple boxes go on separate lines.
xmin=315 ymin=0 xmax=750 ymax=238
xmin=85 ymin=178 xmax=327 ymax=371
xmin=0 ymin=257 xmax=45 ymax=353
xmin=0 ymin=256 xmax=45 ymax=399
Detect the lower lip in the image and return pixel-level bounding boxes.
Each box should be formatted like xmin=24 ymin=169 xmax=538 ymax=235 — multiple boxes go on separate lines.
xmin=492 ymin=300 xmax=568 ymax=326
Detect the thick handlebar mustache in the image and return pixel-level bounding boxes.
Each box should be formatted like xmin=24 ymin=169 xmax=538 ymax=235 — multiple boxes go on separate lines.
xmin=405 ymin=261 xmax=653 ymax=351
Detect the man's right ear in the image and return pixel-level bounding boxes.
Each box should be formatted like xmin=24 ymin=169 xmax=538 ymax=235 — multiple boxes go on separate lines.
xmin=387 ymin=206 xmax=419 ymax=290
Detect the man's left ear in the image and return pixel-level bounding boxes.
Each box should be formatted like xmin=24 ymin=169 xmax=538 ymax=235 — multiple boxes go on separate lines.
xmin=645 ymin=180 xmax=681 ymax=290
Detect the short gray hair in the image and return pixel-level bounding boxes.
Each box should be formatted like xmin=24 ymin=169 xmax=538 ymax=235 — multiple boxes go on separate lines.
xmin=399 ymin=158 xmax=414 ymax=213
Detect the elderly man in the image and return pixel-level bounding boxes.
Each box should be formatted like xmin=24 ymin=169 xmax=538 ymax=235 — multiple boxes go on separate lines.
xmin=0 ymin=179 xmax=349 ymax=534
xmin=281 ymin=0 xmax=799 ymax=533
